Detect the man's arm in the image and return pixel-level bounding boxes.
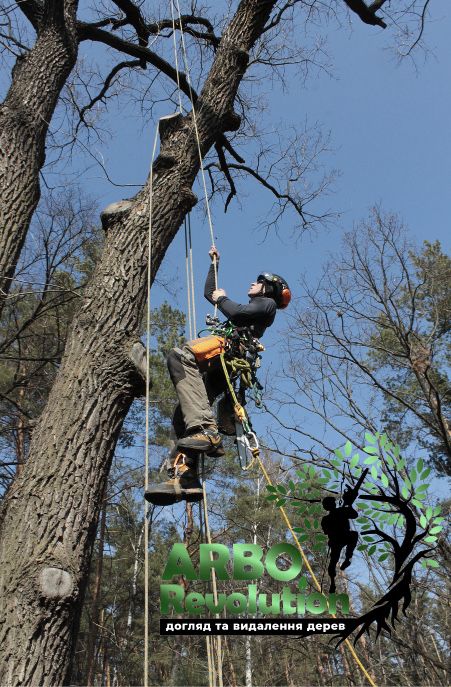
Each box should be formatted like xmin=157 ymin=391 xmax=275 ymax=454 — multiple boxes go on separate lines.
xmin=204 ymin=246 xmax=220 ymax=305
xmin=215 ymin=296 xmax=276 ymax=325
xmin=204 ymin=263 xmax=217 ymax=305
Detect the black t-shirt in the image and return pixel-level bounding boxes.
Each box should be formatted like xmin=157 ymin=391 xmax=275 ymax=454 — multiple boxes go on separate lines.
xmin=204 ymin=264 xmax=276 ymax=338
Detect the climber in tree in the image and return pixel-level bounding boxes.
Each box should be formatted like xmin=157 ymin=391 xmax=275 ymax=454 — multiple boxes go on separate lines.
xmin=145 ymin=246 xmax=291 ymax=506
xmin=321 ymin=468 xmax=368 ymax=593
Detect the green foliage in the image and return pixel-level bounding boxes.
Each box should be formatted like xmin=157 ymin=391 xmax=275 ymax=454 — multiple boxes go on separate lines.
xmin=266 ymin=432 xmax=443 ymax=567
xmin=367 ymin=241 xmax=451 ymax=472
xmin=267 ymin=463 xmax=329 ymax=552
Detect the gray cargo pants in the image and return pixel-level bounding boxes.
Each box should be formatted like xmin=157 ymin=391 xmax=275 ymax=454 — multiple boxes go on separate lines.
xmin=167 ymin=343 xmax=226 ymax=439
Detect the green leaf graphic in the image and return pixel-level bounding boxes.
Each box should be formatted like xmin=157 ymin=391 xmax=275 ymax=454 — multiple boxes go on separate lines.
xmin=350 ymin=454 xmax=360 ymax=468
xmin=364 ymin=456 xmax=378 ymax=465
xmin=298 ymin=576 xmax=308 ymax=590
xmin=385 ymin=454 xmax=395 ymax=468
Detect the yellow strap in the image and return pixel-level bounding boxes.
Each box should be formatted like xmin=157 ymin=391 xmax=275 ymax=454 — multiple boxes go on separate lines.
xmin=255 ymin=454 xmax=377 ymax=687
xmin=243 ymin=446 xmax=258 ymax=471
xmin=219 ymin=353 xmax=239 ymax=405
xmin=220 ymin=350 xmax=376 ymax=685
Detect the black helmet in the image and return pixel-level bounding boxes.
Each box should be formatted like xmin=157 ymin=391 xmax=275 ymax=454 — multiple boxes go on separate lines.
xmin=257 ymin=272 xmax=291 ymax=309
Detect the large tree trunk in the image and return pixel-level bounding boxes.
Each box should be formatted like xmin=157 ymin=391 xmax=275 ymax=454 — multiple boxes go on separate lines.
xmin=0 ymin=2 xmax=276 ymax=684
xmin=0 ymin=1 xmax=79 ymax=315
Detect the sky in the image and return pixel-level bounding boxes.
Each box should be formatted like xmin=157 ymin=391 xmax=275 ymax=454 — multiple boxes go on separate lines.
xmin=1 ymin=0 xmax=448 ymax=617
xmin=2 ymin=1 xmax=449 ymax=479
xmin=60 ymin=0 xmax=451 ymax=617
xmin=45 ymin=0 xmax=450 ymax=467
xmin=62 ymin=0 xmax=451 ymax=323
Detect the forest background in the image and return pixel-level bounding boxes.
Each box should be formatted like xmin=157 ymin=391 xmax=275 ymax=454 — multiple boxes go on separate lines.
xmin=0 ymin=0 xmax=449 ymax=686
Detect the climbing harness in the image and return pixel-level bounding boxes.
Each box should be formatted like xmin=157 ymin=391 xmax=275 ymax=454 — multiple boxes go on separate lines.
xmin=194 ymin=314 xmax=266 ymax=470
xmin=203 ymin=316 xmax=265 ymax=402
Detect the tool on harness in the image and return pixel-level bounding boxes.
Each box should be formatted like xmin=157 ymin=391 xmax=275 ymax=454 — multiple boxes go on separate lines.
xmin=189 ymin=335 xmax=226 ymax=363
xmin=219 ymin=349 xmax=260 ymax=471
xmin=202 ymin=316 xmax=265 ymax=406
xmin=235 ymin=418 xmax=260 ymax=471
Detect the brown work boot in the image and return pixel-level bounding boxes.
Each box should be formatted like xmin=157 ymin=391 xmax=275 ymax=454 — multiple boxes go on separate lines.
xmin=177 ymin=427 xmax=223 ymax=456
xmin=144 ymin=452 xmax=203 ymax=506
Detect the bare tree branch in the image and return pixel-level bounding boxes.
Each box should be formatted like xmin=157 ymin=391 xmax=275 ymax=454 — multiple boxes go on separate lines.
xmin=342 ymin=0 xmax=387 ymax=28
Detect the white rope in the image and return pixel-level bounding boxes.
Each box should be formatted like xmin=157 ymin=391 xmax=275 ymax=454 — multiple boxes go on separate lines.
xmin=173 ymin=0 xmax=218 ymax=316
xmin=202 ymin=475 xmax=224 ymax=687
xmin=143 ymin=6 xmax=375 ymax=686
xmin=187 ymin=214 xmax=198 ymax=334
xmin=184 ymin=219 xmax=194 ymax=339
xmin=144 ymin=124 xmax=160 ymax=687
xmin=173 ymin=7 xmax=223 ymax=685
xmin=144 ymin=4 xmax=222 ymax=684
xmin=170 ymin=0 xmax=184 ymax=114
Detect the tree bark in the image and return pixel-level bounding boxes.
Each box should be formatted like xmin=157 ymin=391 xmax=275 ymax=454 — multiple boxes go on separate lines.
xmin=245 ymin=634 xmax=252 ymax=687
xmin=15 ymin=375 xmax=26 ymax=477
xmin=0 ymin=2 xmax=277 ymax=684
xmin=0 ymin=1 xmax=79 ymax=315
xmin=86 ymin=500 xmax=107 ymax=686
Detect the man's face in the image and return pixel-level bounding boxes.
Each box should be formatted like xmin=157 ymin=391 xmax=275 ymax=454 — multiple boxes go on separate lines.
xmin=248 ymin=280 xmax=265 ymax=297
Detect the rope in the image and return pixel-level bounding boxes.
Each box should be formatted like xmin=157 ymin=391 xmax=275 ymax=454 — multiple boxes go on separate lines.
xmin=169 ymin=0 xmax=183 ymax=114
xmin=169 ymin=4 xmax=222 ymax=684
xmin=143 ymin=124 xmax=160 ymax=687
xmin=187 ymin=214 xmax=198 ymax=334
xmin=255 ymin=453 xmax=377 ymax=687
xmin=202 ymin=473 xmax=224 ymax=687
xmin=218 ymin=353 xmax=375 ymax=685
xmin=198 ymin=500 xmax=215 ymax=686
xmin=184 ymin=219 xmax=194 ymax=339
xmin=173 ymin=0 xmax=218 ymax=317
xmin=145 ymin=4 xmax=375 ymax=686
